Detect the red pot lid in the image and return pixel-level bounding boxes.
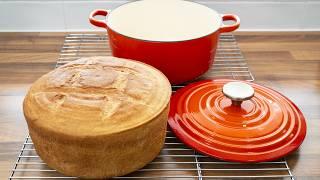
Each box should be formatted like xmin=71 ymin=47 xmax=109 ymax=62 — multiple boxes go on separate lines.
xmin=168 ymin=79 xmax=306 ymax=162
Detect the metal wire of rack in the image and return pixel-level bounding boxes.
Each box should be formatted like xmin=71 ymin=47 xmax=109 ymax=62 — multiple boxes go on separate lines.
xmin=9 ymin=34 xmax=294 ymax=179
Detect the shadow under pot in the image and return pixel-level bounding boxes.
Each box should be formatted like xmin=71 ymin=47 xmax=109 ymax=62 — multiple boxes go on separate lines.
xmin=89 ymin=0 xmax=240 ymax=85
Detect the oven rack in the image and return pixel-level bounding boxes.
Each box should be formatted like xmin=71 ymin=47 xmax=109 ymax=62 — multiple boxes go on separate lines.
xmin=9 ymin=34 xmax=295 ymax=179
xmin=10 ymin=133 xmax=294 ymax=179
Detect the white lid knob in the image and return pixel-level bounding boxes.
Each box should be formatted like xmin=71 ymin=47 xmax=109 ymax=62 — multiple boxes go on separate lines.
xmin=222 ymin=81 xmax=254 ymax=106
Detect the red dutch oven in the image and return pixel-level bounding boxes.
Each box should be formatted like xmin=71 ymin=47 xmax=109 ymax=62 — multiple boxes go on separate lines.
xmin=89 ymin=0 xmax=240 ymax=84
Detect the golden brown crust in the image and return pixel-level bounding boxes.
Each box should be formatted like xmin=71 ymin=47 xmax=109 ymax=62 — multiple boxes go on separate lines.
xmin=23 ymin=56 xmax=171 ymax=178
xmin=24 ymin=56 xmax=171 ymax=137
xmin=29 ymin=105 xmax=169 ymax=178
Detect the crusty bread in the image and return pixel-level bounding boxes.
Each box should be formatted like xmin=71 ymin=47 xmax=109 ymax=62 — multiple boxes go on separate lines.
xmin=23 ymin=56 xmax=171 ymax=178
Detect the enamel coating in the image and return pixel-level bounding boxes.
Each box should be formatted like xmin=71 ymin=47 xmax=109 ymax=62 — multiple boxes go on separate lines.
xmin=168 ymin=79 xmax=307 ymax=162
xmin=89 ymin=8 xmax=239 ymax=85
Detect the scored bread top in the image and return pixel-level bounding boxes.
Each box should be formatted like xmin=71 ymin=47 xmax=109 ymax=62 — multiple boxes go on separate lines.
xmin=23 ymin=56 xmax=171 ymax=137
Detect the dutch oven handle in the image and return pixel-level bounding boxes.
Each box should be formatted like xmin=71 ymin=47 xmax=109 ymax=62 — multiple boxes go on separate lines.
xmin=89 ymin=9 xmax=108 ymax=29
xmin=220 ymin=14 xmax=240 ymax=33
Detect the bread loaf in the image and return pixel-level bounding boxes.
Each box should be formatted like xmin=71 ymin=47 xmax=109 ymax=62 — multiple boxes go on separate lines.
xmin=23 ymin=56 xmax=171 ymax=178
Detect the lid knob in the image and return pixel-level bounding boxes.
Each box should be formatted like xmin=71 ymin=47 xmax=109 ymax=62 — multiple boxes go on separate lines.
xmin=222 ymin=81 xmax=254 ymax=106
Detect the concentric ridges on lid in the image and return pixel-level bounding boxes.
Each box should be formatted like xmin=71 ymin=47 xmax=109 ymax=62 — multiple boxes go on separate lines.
xmin=169 ymin=80 xmax=306 ymax=162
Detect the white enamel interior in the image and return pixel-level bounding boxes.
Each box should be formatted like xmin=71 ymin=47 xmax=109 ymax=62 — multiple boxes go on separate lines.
xmin=106 ymin=0 xmax=221 ymax=42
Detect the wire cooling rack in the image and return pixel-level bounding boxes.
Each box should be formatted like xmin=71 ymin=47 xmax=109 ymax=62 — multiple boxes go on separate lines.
xmin=9 ymin=34 xmax=295 ymax=179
